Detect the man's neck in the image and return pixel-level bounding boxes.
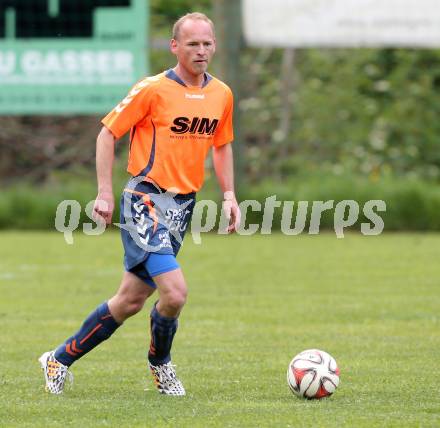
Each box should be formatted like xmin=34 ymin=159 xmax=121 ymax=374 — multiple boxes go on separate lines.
xmin=173 ymin=66 xmax=204 ymax=88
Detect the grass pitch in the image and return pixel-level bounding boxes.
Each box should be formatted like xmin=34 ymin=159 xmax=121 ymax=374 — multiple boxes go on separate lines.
xmin=0 ymin=231 xmax=439 ymax=427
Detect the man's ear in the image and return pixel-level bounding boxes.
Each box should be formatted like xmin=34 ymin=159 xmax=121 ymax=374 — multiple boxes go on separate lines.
xmin=170 ymin=39 xmax=178 ymax=54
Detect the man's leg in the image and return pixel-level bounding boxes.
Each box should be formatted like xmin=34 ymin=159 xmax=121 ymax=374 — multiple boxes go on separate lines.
xmin=148 ymin=267 xmax=188 ymax=396
xmin=149 ymin=268 xmax=187 ymax=364
xmin=40 ymin=272 xmax=155 ymax=394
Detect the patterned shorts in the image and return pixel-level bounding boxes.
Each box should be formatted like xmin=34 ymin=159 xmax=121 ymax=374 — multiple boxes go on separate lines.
xmin=119 ymin=179 xmax=196 ymax=278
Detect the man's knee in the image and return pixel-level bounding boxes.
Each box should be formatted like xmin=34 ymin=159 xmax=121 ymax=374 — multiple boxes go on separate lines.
xmin=109 ymin=274 xmax=154 ymax=321
xmin=163 ymin=286 xmax=187 ymax=312
xmin=124 ymin=296 xmax=146 ymax=316
xmin=154 ymin=269 xmax=187 ymax=317
xmin=111 ymin=292 xmax=146 ymax=318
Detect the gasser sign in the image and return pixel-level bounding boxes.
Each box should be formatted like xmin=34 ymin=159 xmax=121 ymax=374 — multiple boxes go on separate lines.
xmin=0 ymin=0 xmax=148 ymax=114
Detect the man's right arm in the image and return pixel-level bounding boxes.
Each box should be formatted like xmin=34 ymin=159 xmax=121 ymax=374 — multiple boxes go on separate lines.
xmin=93 ymin=126 xmax=116 ymax=225
xmin=94 ymin=77 xmax=155 ymax=224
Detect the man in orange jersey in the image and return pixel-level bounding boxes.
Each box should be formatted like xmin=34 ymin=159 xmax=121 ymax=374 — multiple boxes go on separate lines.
xmin=39 ymin=12 xmax=240 ymax=396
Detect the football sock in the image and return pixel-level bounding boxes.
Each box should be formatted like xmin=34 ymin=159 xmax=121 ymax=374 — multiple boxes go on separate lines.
xmin=148 ymin=303 xmax=178 ymax=366
xmin=54 ymin=302 xmax=120 ymax=367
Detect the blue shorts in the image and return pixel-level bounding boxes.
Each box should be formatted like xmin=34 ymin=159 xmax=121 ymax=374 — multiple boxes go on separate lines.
xmin=130 ymin=253 xmax=180 ymax=287
xmin=119 ymin=179 xmax=196 ymax=288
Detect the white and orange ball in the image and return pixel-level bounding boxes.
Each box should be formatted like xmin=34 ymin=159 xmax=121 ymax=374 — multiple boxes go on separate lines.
xmin=287 ymin=349 xmax=340 ymax=399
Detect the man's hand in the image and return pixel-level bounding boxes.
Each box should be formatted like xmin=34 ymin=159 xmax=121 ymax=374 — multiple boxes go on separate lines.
xmin=93 ymin=191 xmax=115 ymax=225
xmin=222 ymin=191 xmax=241 ymax=233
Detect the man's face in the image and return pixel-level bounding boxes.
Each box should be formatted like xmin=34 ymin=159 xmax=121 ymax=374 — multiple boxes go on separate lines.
xmin=170 ymin=19 xmax=216 ymax=77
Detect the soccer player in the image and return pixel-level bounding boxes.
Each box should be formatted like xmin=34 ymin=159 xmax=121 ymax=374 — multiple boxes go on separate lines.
xmin=39 ymin=12 xmax=240 ymax=396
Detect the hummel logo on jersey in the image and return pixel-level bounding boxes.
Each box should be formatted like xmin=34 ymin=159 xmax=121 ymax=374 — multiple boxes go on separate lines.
xmin=185 ymin=93 xmax=205 ymax=99
xmin=171 ymin=117 xmax=219 ymax=135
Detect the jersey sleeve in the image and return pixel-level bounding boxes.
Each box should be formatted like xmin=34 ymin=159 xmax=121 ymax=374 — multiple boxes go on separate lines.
xmin=213 ymin=88 xmax=234 ymax=147
xmin=101 ymin=78 xmax=155 ymax=139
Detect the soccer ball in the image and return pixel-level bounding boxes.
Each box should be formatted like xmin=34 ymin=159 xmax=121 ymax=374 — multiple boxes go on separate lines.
xmin=287 ymin=349 xmax=340 ymax=399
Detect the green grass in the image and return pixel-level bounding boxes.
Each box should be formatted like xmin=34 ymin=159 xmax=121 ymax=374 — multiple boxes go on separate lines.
xmin=0 ymin=231 xmax=439 ymax=427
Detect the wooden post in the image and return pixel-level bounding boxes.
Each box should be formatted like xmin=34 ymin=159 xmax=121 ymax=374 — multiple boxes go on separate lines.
xmin=213 ymin=0 xmax=245 ymax=190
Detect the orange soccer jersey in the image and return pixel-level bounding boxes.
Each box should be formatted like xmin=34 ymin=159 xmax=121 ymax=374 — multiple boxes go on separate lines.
xmin=102 ymin=69 xmax=234 ymax=194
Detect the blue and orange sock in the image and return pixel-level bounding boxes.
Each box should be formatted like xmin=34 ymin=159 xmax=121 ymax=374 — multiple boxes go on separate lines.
xmin=54 ymin=302 xmax=120 ymax=367
xmin=148 ymin=303 xmax=178 ymax=366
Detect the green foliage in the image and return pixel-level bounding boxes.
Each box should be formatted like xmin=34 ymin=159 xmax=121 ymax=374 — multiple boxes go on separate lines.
xmin=1 ymin=232 xmax=440 ymax=426
xmin=240 ymin=48 xmax=440 ymax=182
xmin=2 ymin=171 xmax=440 ymax=231
xmin=2 ymin=5 xmax=440 ymax=234
xmin=0 ymin=155 xmax=129 ymax=230
xmin=237 ymin=174 xmax=440 ymax=232
xmin=150 ymin=0 xmax=212 ymax=36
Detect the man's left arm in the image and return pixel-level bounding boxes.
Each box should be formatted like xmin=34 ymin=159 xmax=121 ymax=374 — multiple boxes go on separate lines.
xmin=212 ymin=143 xmax=241 ymax=233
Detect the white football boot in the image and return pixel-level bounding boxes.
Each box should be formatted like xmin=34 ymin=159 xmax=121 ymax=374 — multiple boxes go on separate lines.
xmin=39 ymin=351 xmax=73 ymax=394
xmin=149 ymin=362 xmax=186 ymax=396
